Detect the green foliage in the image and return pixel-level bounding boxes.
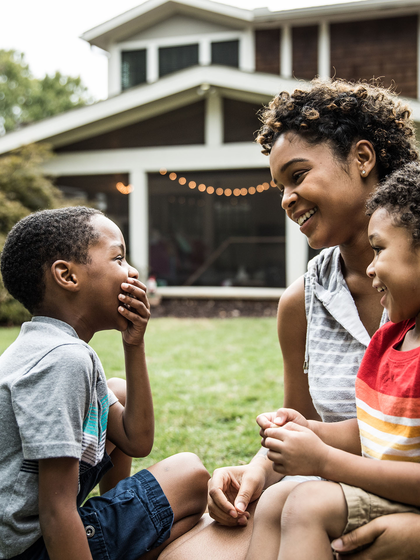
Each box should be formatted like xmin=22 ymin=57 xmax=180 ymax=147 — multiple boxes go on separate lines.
xmin=0 ymin=144 xmax=65 ymax=324
xmin=0 ymin=49 xmax=93 ymax=134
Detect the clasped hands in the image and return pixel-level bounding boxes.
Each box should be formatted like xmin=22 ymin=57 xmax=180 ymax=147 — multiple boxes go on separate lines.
xmin=257 ymin=408 xmax=329 ymax=477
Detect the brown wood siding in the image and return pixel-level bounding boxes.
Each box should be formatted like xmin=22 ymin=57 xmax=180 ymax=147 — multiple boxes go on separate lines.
xmin=255 ymin=29 xmax=280 ymax=75
xmin=223 ymin=98 xmax=263 ymax=143
xmin=292 ymin=26 xmax=318 ymax=80
xmin=56 ymin=101 xmax=205 ymax=152
xmin=330 ymin=16 xmax=418 ymax=98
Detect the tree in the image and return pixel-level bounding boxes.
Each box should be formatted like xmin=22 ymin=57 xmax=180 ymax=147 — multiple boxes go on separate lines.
xmin=0 ymin=49 xmax=93 ymax=135
xmin=0 ymin=144 xmax=65 ymax=324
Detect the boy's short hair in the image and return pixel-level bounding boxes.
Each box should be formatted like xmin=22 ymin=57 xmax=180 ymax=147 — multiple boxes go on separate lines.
xmin=1 ymin=206 xmax=103 ymax=313
xmin=366 ymin=162 xmax=420 ymax=244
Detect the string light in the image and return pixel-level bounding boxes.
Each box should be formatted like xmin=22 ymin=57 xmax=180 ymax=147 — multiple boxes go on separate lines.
xmin=116 ymin=182 xmax=133 ymax=194
xmin=159 ymin=169 xmax=277 ymax=197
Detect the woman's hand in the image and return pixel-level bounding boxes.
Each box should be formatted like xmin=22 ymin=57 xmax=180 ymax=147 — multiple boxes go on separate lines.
xmin=332 ymin=513 xmax=420 ymax=559
xmin=208 ymin=464 xmax=267 ymax=526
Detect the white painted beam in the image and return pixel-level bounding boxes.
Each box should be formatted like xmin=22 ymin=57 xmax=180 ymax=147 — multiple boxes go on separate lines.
xmin=281 ymin=25 xmax=292 ymax=79
xmin=129 ymin=168 xmax=149 ymax=281
xmin=318 ymin=21 xmax=330 ymax=79
xmin=286 ymin=218 xmax=308 ymax=286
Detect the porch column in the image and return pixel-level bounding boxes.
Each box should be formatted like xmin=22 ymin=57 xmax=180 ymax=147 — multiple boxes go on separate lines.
xmin=286 ymin=218 xmax=308 ymax=286
xmin=205 ymin=92 xmax=223 ymax=146
xmin=129 ymin=169 xmax=149 ymax=282
xmin=318 ymin=21 xmax=330 ymax=79
xmin=281 ymin=25 xmax=292 ymax=78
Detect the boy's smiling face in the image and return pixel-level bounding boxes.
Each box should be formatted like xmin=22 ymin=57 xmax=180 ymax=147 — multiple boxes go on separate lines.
xmin=78 ymin=214 xmax=139 ymax=333
xmin=367 ymin=208 xmax=420 ymax=323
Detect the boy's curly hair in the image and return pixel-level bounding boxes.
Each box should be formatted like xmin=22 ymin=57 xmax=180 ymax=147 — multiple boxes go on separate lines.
xmin=1 ymin=206 xmax=103 ymax=314
xmin=256 ymin=78 xmax=419 ymax=179
xmin=366 ymin=162 xmax=420 ymax=244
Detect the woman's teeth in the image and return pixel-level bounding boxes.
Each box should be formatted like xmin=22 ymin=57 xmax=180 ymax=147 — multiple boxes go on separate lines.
xmin=297 ymin=207 xmax=317 ymax=226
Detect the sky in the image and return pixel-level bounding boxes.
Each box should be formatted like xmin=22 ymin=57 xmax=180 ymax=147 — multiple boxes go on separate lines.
xmin=2 ymin=0 xmax=360 ymax=100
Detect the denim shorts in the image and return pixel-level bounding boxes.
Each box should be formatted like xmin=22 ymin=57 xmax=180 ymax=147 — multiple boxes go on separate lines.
xmin=10 ymin=454 xmax=174 ymax=560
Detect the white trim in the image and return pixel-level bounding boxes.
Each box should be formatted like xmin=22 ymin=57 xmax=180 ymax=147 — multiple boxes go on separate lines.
xmin=42 ymin=143 xmax=269 ymax=176
xmin=281 ymin=25 xmax=292 ymax=78
xmin=318 ymin=21 xmax=330 ymax=79
xmin=286 ymin=218 xmax=308 ymax=286
xmin=155 ymin=286 xmax=284 ymax=299
xmin=240 ymin=26 xmax=255 ymax=73
xmin=147 ymin=44 xmax=159 ymax=83
xmin=199 ymin=38 xmax=211 ymax=66
xmin=0 ymin=66 xmax=307 ymax=154
xmin=117 ymin=30 xmax=244 ymax=50
xmin=205 ymin=92 xmax=223 ymax=146
xmin=129 ymin=169 xmax=149 ymax=280
xmin=108 ymin=44 xmax=121 ymax=96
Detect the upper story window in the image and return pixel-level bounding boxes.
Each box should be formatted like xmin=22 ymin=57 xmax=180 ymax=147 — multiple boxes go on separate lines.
xmin=159 ymin=44 xmax=199 ymax=77
xmin=121 ymin=50 xmax=147 ymax=90
xmin=211 ymin=40 xmax=239 ymax=67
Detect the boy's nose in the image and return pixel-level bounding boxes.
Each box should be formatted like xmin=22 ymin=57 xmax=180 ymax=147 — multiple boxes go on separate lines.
xmin=366 ymin=261 xmax=375 ymax=278
xmin=128 ymin=265 xmax=139 ymax=279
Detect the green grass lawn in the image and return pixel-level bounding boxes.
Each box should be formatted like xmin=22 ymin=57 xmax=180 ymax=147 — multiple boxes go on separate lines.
xmin=0 ymin=317 xmax=283 ymax=475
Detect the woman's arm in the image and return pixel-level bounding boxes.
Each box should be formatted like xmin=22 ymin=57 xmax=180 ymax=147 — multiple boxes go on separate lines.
xmin=278 ymin=276 xmax=320 ymax=420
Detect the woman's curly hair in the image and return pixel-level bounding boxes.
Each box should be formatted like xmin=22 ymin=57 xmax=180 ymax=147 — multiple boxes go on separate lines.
xmin=256 ymin=78 xmax=419 ymax=179
xmin=1 ymin=206 xmax=102 ymax=313
xmin=366 ymin=162 xmax=420 ymax=244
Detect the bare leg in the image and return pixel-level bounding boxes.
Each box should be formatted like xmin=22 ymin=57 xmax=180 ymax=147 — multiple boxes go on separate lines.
xmin=100 ymin=378 xmax=132 ymax=494
xmin=140 ymin=452 xmax=210 ymax=560
xmin=278 ymin=481 xmax=347 ymax=560
xmin=245 ymin=480 xmax=301 ymax=560
xmin=158 ymin=505 xmax=256 ymax=560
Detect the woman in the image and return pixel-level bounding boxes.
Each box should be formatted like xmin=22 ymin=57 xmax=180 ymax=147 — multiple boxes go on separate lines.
xmin=159 ymin=79 xmax=420 ymax=560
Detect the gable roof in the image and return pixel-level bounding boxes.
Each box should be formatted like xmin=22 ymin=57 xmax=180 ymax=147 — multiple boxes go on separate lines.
xmin=81 ymin=0 xmax=253 ymax=51
xmin=81 ymin=0 xmax=420 ymax=52
xmin=0 ymin=65 xmax=303 ymax=155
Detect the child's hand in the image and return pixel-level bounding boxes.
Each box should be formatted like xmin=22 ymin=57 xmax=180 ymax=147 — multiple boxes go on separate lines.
xmin=263 ymin=422 xmax=329 ymax=477
xmin=118 ymin=278 xmax=151 ymax=346
xmin=257 ymin=408 xmax=309 ymax=438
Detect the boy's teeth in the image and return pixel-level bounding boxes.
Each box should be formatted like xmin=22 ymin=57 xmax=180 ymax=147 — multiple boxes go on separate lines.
xmin=297 ymin=207 xmax=317 ymax=226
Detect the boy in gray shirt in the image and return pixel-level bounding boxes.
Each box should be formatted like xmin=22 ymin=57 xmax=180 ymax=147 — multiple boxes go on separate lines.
xmin=0 ymin=207 xmax=209 ymax=560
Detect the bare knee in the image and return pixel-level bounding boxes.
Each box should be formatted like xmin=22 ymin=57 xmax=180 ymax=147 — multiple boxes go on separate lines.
xmin=107 ymin=377 xmax=126 ymax=405
xmin=255 ymin=481 xmax=300 ymax=528
xmin=281 ymin=482 xmax=345 ymax=537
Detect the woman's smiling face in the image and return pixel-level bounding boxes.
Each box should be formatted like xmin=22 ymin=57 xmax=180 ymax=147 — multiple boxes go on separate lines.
xmin=270 ymin=132 xmax=373 ymax=250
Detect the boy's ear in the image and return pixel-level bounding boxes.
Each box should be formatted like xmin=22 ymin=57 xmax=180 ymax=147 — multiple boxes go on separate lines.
xmin=50 ymin=260 xmax=80 ymax=292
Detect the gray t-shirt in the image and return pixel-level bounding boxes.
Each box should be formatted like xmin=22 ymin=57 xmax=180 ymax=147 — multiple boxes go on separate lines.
xmin=0 ymin=317 xmax=117 ymax=558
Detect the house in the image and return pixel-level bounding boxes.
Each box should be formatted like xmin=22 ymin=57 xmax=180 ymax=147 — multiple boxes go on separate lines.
xmin=1 ymin=0 xmax=420 ymax=297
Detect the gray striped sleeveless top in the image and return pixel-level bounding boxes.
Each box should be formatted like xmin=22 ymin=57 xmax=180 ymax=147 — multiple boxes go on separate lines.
xmin=304 ymin=246 xmax=388 ymax=423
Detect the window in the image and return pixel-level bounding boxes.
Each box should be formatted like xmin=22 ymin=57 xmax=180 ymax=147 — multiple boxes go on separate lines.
xmin=121 ymin=50 xmax=147 ymax=90
xmin=159 ymin=44 xmax=199 ymax=77
xmin=211 ymin=40 xmax=239 ymax=68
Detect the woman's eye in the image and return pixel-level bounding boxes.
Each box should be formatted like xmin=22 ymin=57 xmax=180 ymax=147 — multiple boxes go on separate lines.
xmin=372 ymin=247 xmax=382 ymax=255
xmin=293 ymin=171 xmax=307 ymax=183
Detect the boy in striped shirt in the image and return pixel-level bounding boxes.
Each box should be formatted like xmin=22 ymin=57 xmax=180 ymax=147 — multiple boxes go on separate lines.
xmin=246 ymin=162 xmax=420 ymax=560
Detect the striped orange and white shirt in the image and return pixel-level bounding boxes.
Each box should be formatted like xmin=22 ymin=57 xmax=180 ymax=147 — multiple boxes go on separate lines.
xmin=356 ymin=318 xmax=420 ymax=463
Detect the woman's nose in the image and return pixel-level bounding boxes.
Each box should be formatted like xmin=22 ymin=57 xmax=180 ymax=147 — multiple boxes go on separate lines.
xmin=281 ymin=187 xmax=298 ymax=211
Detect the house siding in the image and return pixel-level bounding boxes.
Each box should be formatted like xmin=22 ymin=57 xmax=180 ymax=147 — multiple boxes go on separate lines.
xmin=330 ymin=16 xmax=418 ymax=98
xmin=292 ymin=25 xmax=318 ymax=81
xmin=56 ymin=101 xmax=205 ymax=152
xmin=223 ymin=98 xmax=263 ymax=143
xmin=255 ymin=29 xmax=280 ymax=75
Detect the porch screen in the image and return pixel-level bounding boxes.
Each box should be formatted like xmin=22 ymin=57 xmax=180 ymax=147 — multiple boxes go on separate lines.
xmin=211 ymin=40 xmax=239 ymax=68
xmin=121 ymin=50 xmax=147 ymax=90
xmin=159 ymin=44 xmax=199 ymax=77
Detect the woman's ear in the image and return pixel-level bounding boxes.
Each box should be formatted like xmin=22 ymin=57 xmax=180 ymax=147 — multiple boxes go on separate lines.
xmin=50 ymin=260 xmax=80 ymax=292
xmin=355 ymin=139 xmax=377 ymax=178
